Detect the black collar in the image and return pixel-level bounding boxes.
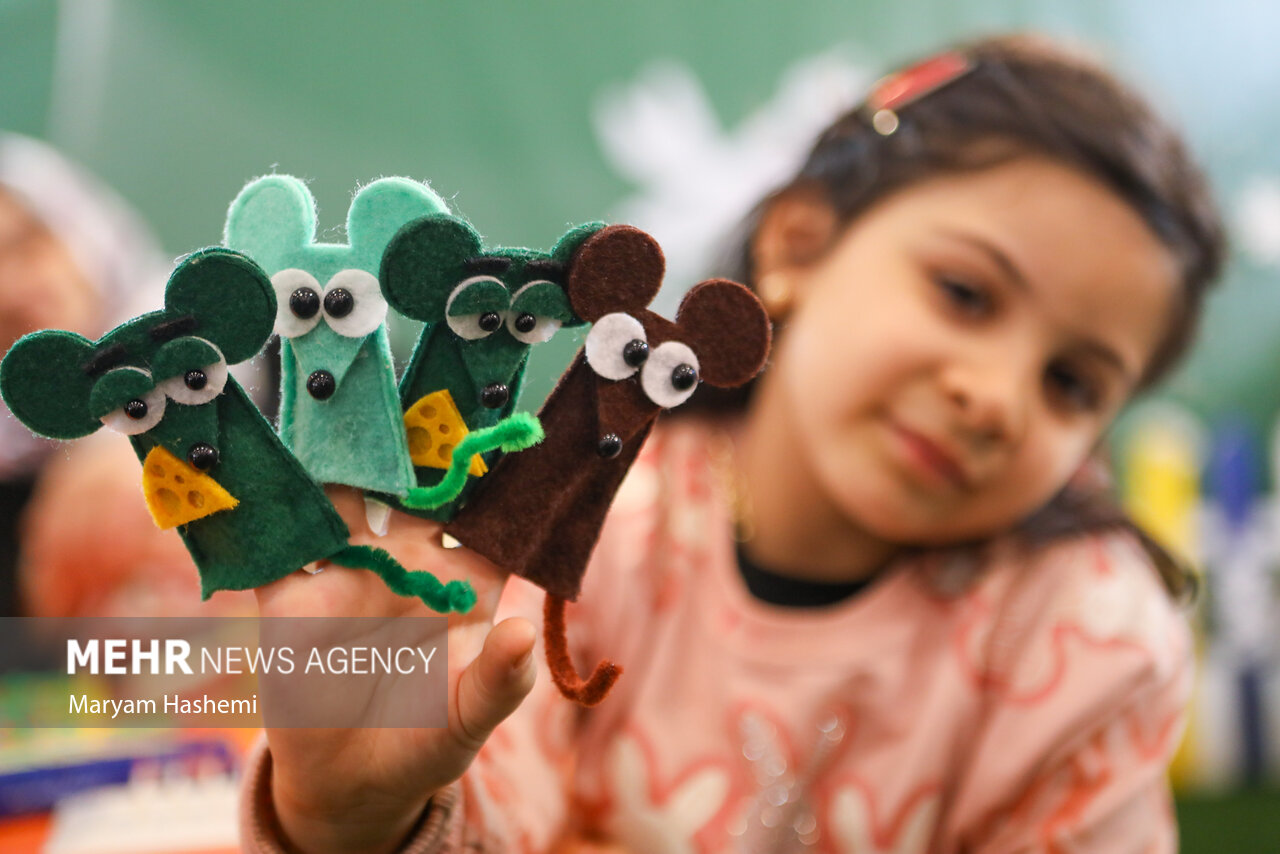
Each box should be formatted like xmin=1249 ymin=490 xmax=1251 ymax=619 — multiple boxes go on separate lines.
xmin=735 ymin=543 xmax=879 ymax=608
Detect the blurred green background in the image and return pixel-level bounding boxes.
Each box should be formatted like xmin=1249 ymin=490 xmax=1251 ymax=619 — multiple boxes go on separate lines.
xmin=3 ymin=0 xmax=1279 ymax=849
xmin=5 ymin=0 xmax=1280 ymax=423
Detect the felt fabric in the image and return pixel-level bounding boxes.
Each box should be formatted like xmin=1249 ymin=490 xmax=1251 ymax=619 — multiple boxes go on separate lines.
xmin=269 ymin=269 xmax=324 ymax=338
xmin=446 ymin=355 xmax=652 ymax=600
xmin=159 ymin=380 xmax=352 ymax=598
xmin=0 ymin=248 xmax=272 ymax=440
xmin=445 ymin=225 xmax=771 ymax=704
xmin=0 ymin=329 xmax=104 ymax=439
xmin=140 ymin=444 xmax=239 ymax=529
xmin=506 ymin=280 xmax=566 ymax=343
xmin=88 ymin=366 xmax=160 ymax=421
xmin=279 ymin=325 xmax=412 ymax=492
xmin=401 ymin=412 xmax=543 ymax=510
xmin=151 ymin=337 xmax=228 ymax=405
xmin=0 ymin=247 xmax=469 ymax=613
xmin=563 ymin=224 xmax=666 ymax=322
xmin=224 ymin=175 xmax=446 ymax=495
xmin=0 ymin=249 xmax=354 ymax=597
xmin=639 ymin=340 xmax=700 ymax=408
xmin=164 ymin=249 xmax=278 ymax=364
xmin=382 ymin=215 xmax=602 ymax=521
xmin=584 ymin=312 xmax=647 ymax=380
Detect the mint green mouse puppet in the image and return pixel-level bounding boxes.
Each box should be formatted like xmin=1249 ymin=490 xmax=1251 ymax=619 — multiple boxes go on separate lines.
xmin=0 ymin=248 xmax=475 ymax=613
xmin=224 ymin=175 xmax=441 ymax=515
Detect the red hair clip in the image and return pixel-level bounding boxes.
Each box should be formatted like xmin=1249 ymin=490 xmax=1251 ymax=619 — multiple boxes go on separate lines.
xmin=865 ymin=52 xmax=975 ymax=135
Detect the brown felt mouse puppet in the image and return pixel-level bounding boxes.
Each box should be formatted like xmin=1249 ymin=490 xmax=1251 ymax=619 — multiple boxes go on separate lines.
xmin=446 ymin=225 xmax=771 ymax=704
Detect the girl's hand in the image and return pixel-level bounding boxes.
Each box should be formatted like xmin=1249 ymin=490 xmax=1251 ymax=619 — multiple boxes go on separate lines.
xmin=254 ymin=485 xmax=537 ymax=854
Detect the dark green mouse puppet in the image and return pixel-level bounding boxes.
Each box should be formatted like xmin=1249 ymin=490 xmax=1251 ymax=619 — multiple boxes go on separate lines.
xmin=380 ymin=214 xmax=602 ymax=520
xmin=0 ymin=247 xmax=474 ymax=613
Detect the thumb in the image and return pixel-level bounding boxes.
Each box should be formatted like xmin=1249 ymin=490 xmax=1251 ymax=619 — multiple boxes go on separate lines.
xmin=451 ymin=617 xmax=538 ymax=753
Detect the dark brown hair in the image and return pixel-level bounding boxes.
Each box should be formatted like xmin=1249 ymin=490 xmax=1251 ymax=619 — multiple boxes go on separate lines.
xmin=693 ymin=34 xmax=1226 ymax=600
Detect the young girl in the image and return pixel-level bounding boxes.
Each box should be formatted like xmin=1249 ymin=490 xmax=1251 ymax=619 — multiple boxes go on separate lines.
xmin=241 ymin=34 xmax=1224 ymax=853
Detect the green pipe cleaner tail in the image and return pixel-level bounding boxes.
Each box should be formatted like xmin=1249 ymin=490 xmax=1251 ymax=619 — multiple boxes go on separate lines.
xmin=402 ymin=412 xmax=544 ymax=510
xmin=329 ymin=544 xmax=477 ymax=614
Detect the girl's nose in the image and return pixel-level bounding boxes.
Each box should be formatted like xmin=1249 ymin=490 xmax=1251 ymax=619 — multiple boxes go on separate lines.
xmin=939 ymin=361 xmax=1027 ymax=447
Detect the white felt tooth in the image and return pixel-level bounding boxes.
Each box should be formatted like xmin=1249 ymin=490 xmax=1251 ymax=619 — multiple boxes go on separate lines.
xmin=364 ymin=496 xmax=392 ymax=537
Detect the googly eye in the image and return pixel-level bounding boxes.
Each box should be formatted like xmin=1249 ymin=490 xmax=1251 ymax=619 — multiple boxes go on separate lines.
xmin=445 ymin=276 xmax=509 ymax=341
xmin=585 ymin=313 xmax=647 ymax=380
xmin=322 ymin=269 xmax=386 ymax=339
xmin=505 ymin=280 xmax=563 ymax=344
xmin=271 ymin=269 xmax=323 ymax=338
xmin=158 ymin=347 xmax=228 ymax=406
xmin=100 ymin=382 xmax=167 ymax=436
xmin=641 ymin=341 xmax=700 ymax=408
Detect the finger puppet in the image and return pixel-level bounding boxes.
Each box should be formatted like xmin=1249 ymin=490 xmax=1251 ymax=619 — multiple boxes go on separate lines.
xmin=224 ymin=175 xmax=444 ymax=530
xmin=378 ymin=213 xmax=602 ymax=520
xmin=446 ymin=226 xmax=772 ymax=703
xmin=0 ymin=248 xmax=475 ymax=613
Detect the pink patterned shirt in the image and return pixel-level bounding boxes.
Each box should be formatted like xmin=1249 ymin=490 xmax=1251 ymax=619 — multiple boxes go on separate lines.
xmin=242 ymin=419 xmax=1193 ymax=853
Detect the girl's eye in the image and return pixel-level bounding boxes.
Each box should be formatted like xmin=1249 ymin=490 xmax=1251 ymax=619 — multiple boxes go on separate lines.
xmin=1045 ymin=361 xmax=1100 ymax=411
xmin=936 ymin=276 xmax=991 ymax=316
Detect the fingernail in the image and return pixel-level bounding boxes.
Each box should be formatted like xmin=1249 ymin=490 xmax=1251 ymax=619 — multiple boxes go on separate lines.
xmin=512 ymin=647 xmax=532 ymax=676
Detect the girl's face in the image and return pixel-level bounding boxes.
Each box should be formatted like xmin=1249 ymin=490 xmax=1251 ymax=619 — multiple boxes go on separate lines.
xmin=765 ymin=155 xmax=1179 ymax=546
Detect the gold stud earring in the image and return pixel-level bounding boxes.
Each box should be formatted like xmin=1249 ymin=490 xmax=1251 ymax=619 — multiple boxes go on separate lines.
xmin=756 ymin=273 xmax=794 ymax=320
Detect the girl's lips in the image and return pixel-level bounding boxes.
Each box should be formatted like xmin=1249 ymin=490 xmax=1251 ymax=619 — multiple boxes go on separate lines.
xmin=886 ymin=420 xmax=971 ymax=489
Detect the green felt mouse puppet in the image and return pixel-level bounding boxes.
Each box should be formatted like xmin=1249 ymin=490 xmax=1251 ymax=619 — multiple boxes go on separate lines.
xmin=223 ymin=175 xmax=442 ymax=505
xmin=0 ymin=248 xmax=475 ymax=613
xmin=380 ymin=214 xmax=602 ymax=520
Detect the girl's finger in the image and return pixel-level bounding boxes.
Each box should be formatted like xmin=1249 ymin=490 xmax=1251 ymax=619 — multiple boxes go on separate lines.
xmin=450 ymin=616 xmax=538 ymax=754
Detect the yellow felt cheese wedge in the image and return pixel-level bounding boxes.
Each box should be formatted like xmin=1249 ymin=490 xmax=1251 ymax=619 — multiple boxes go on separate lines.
xmin=403 ymin=389 xmax=487 ymax=477
xmin=141 ymin=445 xmax=239 ymax=529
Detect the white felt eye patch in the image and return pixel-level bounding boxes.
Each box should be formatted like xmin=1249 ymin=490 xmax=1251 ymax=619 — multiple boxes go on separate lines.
xmin=271 ymin=269 xmax=324 ymax=338
xmin=100 ymin=369 xmax=167 ymax=435
xmin=445 ymin=276 xmax=508 ymax=341
xmin=585 ymin=312 xmax=646 ymax=380
xmin=321 ymin=269 xmax=387 ymax=339
xmin=158 ymin=341 xmax=228 ymax=406
xmin=505 ymin=280 xmax=563 ymax=345
xmin=641 ymin=341 xmax=700 ymax=408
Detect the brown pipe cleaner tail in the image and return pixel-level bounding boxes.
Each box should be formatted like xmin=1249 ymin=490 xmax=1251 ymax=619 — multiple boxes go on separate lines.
xmin=543 ymin=593 xmax=621 ymax=706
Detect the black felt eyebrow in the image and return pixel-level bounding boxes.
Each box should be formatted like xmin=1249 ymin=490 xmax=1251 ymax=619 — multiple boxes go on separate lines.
xmin=149 ymin=314 xmax=198 ymax=343
xmin=523 ymin=259 xmax=566 ymax=281
xmin=464 ymin=256 xmax=512 ymax=277
xmin=82 ymin=343 xmax=127 ymax=377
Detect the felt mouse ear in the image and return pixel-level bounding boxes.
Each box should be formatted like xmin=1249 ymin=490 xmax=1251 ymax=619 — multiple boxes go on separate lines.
xmin=164 ymin=248 xmax=276 ymax=365
xmin=548 ymin=222 xmax=605 ymax=327
xmin=0 ymin=329 xmax=101 ymax=439
xmin=345 ymin=177 xmax=450 ymax=271
xmin=223 ymin=175 xmax=316 ymax=273
xmin=380 ymin=213 xmax=485 ymax=321
xmin=566 ymin=225 xmax=665 ymax=323
xmin=552 ymin=221 xmax=606 ymax=267
xmin=675 ymin=279 xmax=772 ymax=388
